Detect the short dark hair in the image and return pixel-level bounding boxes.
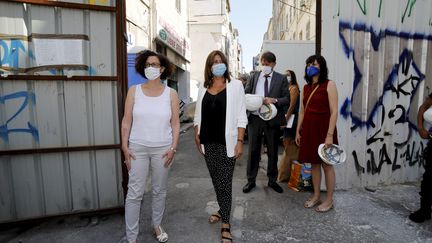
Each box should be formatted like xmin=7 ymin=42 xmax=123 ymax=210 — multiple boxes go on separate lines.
xmin=204 ymin=50 xmax=231 ymax=88
xmin=135 ymin=50 xmax=174 ymax=80
xmin=238 ymin=73 xmax=250 ymax=82
xmin=260 ymin=51 xmax=276 ymax=63
xmin=285 ymin=69 xmax=298 ymax=86
xmin=304 ymin=55 xmax=329 ymax=85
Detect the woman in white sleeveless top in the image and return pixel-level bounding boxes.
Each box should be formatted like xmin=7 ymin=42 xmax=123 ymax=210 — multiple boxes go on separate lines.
xmin=121 ymin=50 xmax=180 ymax=243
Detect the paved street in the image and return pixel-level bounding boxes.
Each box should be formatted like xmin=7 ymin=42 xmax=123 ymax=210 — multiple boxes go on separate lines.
xmin=1 ymin=123 xmax=432 ymax=243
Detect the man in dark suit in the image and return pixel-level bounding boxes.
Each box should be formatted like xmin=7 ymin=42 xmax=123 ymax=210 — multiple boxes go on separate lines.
xmin=243 ymin=51 xmax=290 ymax=193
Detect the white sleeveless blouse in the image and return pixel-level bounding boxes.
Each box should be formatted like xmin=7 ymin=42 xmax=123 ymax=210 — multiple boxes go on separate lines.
xmin=129 ymin=84 xmax=172 ymax=147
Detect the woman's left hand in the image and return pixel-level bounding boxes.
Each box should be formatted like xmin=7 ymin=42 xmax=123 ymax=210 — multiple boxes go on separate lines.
xmin=234 ymin=142 xmax=243 ymax=159
xmin=162 ymin=149 xmax=175 ymax=168
xmin=324 ymin=136 xmax=333 ymax=149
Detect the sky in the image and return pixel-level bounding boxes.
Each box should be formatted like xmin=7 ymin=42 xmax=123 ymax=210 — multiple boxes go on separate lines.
xmin=229 ymin=0 xmax=272 ymax=73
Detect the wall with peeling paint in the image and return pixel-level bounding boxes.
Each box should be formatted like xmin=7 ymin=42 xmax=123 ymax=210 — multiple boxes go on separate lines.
xmin=322 ymin=0 xmax=432 ymax=188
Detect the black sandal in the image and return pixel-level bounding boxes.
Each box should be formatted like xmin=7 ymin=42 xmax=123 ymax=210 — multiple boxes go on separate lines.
xmin=221 ymin=225 xmax=233 ymax=243
xmin=208 ymin=213 xmax=221 ymax=224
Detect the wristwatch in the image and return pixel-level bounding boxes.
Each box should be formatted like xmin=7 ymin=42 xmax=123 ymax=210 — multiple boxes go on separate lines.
xmin=170 ymin=147 xmax=177 ymax=153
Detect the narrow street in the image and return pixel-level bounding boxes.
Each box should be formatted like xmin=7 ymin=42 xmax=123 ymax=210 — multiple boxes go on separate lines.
xmin=1 ymin=124 xmax=431 ymax=242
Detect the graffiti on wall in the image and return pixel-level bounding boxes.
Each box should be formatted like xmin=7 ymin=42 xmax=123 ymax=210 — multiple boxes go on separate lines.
xmin=0 ymin=91 xmax=39 ymax=142
xmin=338 ymin=0 xmax=431 ymax=176
xmin=341 ymin=0 xmax=417 ymax=21
xmin=0 ymin=39 xmax=32 ymax=71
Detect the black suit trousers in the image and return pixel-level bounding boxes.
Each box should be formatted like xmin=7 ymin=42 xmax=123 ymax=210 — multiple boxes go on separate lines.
xmin=247 ymin=115 xmax=279 ymax=183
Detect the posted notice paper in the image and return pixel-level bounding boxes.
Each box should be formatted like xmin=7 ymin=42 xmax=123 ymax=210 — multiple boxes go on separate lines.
xmin=286 ymin=114 xmax=295 ymax=128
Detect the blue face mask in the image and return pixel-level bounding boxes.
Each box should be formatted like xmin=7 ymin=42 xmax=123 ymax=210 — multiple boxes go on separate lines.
xmin=306 ymin=66 xmax=320 ymax=78
xmin=212 ymin=63 xmax=227 ymax=77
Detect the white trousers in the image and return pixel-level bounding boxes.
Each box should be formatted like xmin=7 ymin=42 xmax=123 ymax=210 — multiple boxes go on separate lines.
xmin=125 ymin=143 xmax=170 ymax=242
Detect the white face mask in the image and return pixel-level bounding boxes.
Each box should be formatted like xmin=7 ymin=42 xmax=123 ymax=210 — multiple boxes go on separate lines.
xmin=145 ymin=67 xmax=161 ymax=80
xmin=261 ymin=65 xmax=272 ymax=75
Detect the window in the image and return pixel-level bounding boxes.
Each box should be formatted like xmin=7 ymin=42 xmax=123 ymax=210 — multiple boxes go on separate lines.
xmin=176 ymin=0 xmax=181 ymax=13
xmin=306 ymin=20 xmax=310 ymax=40
xmin=299 ymin=31 xmax=303 ymax=40
xmin=156 ymin=42 xmax=167 ymax=56
xmin=300 ymin=0 xmax=305 ymax=8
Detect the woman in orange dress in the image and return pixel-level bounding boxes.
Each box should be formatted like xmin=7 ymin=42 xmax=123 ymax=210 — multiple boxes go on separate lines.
xmin=296 ymin=55 xmax=338 ymax=212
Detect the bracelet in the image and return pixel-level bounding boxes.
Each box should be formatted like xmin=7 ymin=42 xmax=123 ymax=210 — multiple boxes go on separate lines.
xmin=327 ymin=132 xmax=333 ymax=137
xmin=237 ymin=139 xmax=244 ymax=143
xmin=170 ymin=147 xmax=177 ymax=153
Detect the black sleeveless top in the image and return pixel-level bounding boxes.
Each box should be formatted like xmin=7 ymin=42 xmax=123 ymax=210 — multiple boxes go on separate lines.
xmin=199 ymin=89 xmax=227 ymax=145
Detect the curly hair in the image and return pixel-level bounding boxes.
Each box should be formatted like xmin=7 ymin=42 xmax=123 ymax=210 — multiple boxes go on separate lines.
xmin=135 ymin=50 xmax=174 ymax=80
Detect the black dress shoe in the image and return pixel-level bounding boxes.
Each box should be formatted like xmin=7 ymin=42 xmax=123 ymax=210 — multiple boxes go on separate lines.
xmin=268 ymin=181 xmax=283 ymax=193
xmin=243 ymin=182 xmax=256 ymax=193
xmin=409 ymin=209 xmax=431 ymax=223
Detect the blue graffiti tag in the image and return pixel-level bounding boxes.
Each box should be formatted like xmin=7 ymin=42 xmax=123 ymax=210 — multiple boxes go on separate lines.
xmin=0 ymin=91 xmax=39 ymax=142
xmin=338 ymin=21 xmax=428 ymax=130
xmin=339 ymin=19 xmax=430 ymax=174
xmin=0 ymin=39 xmax=28 ymax=69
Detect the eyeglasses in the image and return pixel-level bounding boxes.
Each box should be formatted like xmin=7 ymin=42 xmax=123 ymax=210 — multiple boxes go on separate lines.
xmin=145 ymin=62 xmax=161 ymax=68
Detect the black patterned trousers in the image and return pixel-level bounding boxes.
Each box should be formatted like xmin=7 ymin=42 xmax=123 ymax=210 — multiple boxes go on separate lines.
xmin=204 ymin=143 xmax=236 ymax=223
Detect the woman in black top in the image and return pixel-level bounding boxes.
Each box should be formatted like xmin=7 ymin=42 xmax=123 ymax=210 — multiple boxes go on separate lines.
xmin=193 ymin=50 xmax=247 ymax=243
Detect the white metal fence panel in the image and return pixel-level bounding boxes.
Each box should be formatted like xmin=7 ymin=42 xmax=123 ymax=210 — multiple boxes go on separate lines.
xmin=322 ymin=0 xmax=432 ymax=188
xmin=0 ymin=1 xmax=123 ymax=223
xmin=0 ymin=150 xmax=122 ymax=222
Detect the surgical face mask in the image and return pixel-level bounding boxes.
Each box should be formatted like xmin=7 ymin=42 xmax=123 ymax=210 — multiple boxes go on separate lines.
xmin=261 ymin=65 xmax=272 ymax=75
xmin=145 ymin=67 xmax=161 ymax=80
xmin=212 ymin=63 xmax=227 ymax=77
xmin=306 ymin=66 xmax=320 ymax=78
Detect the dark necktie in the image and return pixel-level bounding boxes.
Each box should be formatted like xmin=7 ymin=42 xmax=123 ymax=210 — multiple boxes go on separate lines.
xmin=264 ymin=74 xmax=269 ymax=97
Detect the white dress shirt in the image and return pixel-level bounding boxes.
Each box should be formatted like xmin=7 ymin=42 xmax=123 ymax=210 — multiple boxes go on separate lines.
xmin=252 ymin=71 xmax=273 ymax=115
xmin=255 ymin=71 xmax=273 ymax=97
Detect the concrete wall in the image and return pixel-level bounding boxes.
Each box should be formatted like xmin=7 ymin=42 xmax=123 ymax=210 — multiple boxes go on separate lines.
xmin=189 ymin=23 xmax=223 ymax=83
xmin=322 ymin=0 xmax=432 ymax=188
xmin=261 ymin=40 xmax=315 ymax=87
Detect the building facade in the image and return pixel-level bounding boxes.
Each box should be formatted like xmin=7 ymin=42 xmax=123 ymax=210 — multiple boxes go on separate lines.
xmin=126 ymin=0 xmax=192 ymax=103
xmin=126 ymin=0 xmax=151 ymax=49
xmin=267 ymin=0 xmax=316 ymax=41
xmin=188 ymin=0 xmax=244 ymax=100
